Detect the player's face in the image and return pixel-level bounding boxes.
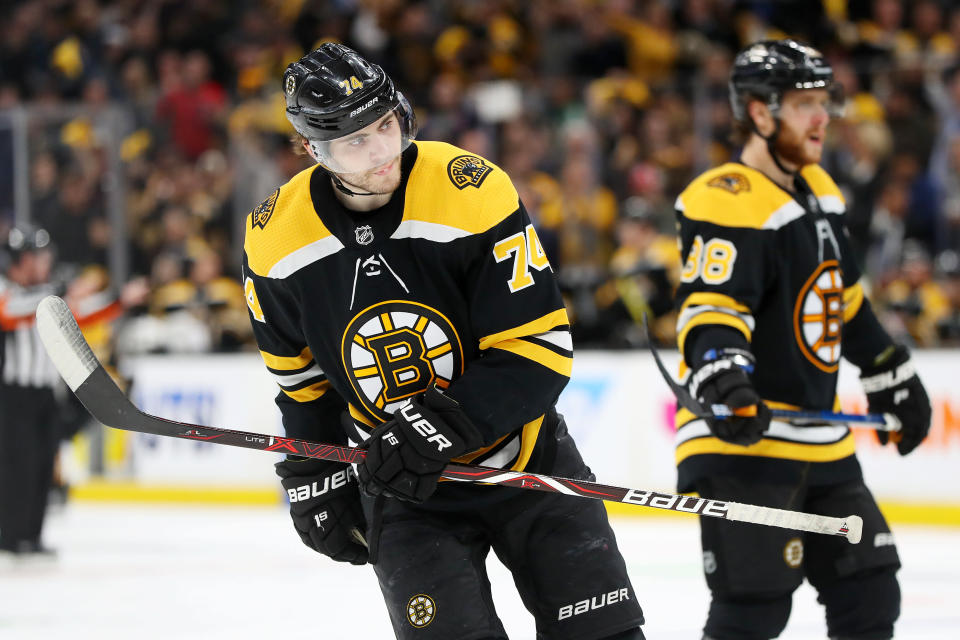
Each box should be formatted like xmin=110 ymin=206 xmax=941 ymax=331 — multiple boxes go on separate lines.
xmin=775 ymin=89 xmax=831 ymax=166
xmin=329 ymin=113 xmax=403 ymax=194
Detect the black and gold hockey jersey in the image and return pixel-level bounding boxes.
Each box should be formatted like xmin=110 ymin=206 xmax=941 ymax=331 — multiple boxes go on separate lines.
xmin=243 ymin=141 xmax=573 ymax=491
xmin=673 ymin=162 xmax=886 ymax=491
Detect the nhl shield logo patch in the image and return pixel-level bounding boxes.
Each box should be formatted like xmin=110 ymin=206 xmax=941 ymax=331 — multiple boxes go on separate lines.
xmin=251 ymin=189 xmax=279 ymax=229
xmin=355 ymin=225 xmax=374 ymax=246
xmin=406 ymin=594 xmax=436 ymax=628
xmin=447 ymin=155 xmax=493 ymax=189
xmin=707 ymin=173 xmax=750 ymax=194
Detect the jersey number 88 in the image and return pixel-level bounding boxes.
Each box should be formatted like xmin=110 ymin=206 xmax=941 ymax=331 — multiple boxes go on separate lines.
xmin=681 ymin=235 xmax=737 ymax=285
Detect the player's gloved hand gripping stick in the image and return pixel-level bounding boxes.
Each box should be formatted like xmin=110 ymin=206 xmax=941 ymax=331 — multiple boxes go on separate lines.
xmin=36 ymin=295 xmax=863 ymax=544
xmin=643 ymin=317 xmax=902 ymax=434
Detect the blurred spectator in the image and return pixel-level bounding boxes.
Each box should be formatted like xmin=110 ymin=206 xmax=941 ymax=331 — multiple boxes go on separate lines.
xmin=0 ymin=0 xmax=956 ymax=349
xmin=934 ymin=250 xmax=960 ymax=345
xmin=595 ymin=197 xmax=680 ymax=347
xmin=155 ymin=50 xmax=226 ymax=160
xmin=880 ymin=241 xmax=950 ymax=346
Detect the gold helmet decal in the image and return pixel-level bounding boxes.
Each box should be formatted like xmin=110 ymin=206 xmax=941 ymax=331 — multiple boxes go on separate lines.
xmin=341 ymin=300 xmax=463 ymax=422
xmin=793 ymin=260 xmax=843 ymax=372
xmin=406 ymin=594 xmax=436 ymax=628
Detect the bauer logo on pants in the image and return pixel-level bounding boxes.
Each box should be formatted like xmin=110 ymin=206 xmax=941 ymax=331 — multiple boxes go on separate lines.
xmin=407 ymin=594 xmax=436 ymax=628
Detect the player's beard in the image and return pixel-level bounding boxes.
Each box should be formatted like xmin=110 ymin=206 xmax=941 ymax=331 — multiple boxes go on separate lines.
xmin=772 ymin=124 xmax=824 ymax=168
xmin=336 ymin=156 xmax=402 ymax=195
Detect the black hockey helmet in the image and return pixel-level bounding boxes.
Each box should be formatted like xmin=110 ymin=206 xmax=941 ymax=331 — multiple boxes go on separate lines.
xmin=729 ymin=39 xmax=843 ymax=123
xmin=283 ymin=43 xmax=417 ymax=173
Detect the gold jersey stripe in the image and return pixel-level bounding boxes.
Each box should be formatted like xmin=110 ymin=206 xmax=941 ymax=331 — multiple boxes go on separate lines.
xmin=676 ymin=432 xmax=856 ymax=464
xmin=511 ymin=414 xmax=544 ymax=471
xmin=843 ymin=282 xmax=865 ymax=322
xmin=681 ymin=291 xmax=751 ymax=313
xmin=456 ymin=432 xmax=512 ymax=463
xmin=478 ymin=308 xmax=570 ymax=351
xmin=348 ymin=404 xmax=375 ymax=428
xmin=491 ymin=338 xmax=573 ymax=377
xmin=281 ymin=380 xmax=330 ymax=403
xmin=675 ymin=397 xmax=844 ymax=428
xmin=260 ymin=346 xmax=313 ymax=371
xmin=677 ymin=310 xmax=752 ymax=355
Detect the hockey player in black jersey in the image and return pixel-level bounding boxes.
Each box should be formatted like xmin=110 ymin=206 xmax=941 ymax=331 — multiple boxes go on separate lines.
xmin=243 ymin=44 xmax=645 ymax=640
xmin=673 ymin=40 xmax=932 ymax=640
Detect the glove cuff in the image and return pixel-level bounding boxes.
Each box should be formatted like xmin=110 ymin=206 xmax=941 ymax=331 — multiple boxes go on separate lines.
xmin=859 ymin=345 xmax=915 ymax=392
xmin=419 ymin=386 xmax=484 ymax=452
xmin=689 ymin=349 xmax=756 ymax=400
xmin=275 ymin=455 xmax=337 ymax=480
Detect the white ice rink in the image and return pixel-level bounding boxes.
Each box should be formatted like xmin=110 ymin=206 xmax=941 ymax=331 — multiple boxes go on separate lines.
xmin=1 ymin=503 xmax=957 ymax=639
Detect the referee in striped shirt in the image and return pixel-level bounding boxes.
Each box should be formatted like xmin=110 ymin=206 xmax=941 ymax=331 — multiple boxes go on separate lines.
xmin=0 ymin=224 xmax=63 ymax=559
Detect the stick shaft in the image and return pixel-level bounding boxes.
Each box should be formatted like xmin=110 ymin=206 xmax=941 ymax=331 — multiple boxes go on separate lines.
xmin=35 ymin=296 xmax=862 ymax=543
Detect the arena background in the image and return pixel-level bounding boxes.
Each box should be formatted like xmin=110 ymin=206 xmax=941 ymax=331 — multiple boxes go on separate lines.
xmin=2 ymin=0 xmax=958 ymax=519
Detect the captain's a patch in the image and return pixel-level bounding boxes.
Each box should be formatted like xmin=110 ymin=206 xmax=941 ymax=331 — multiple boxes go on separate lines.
xmin=447 ymin=155 xmax=493 ymax=190
xmin=707 ymin=173 xmax=750 ymax=194
xmin=251 ymin=189 xmax=280 ymax=229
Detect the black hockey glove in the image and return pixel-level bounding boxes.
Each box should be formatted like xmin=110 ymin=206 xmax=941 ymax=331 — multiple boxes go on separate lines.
xmin=859 ymin=344 xmax=931 ymax=456
xmin=359 ymin=387 xmax=483 ymax=504
xmin=689 ymin=349 xmax=771 ymax=447
xmin=275 ymin=457 xmax=368 ymax=565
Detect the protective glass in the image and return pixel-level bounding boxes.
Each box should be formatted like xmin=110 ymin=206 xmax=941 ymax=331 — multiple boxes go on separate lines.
xmin=307 ymin=97 xmax=416 ymax=175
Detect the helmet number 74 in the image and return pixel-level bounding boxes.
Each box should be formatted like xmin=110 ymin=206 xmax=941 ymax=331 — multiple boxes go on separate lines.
xmin=338 ymin=76 xmax=365 ymax=95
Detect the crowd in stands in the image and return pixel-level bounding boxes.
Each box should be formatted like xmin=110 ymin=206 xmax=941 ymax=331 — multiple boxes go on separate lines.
xmin=1 ymin=0 xmax=959 ymax=351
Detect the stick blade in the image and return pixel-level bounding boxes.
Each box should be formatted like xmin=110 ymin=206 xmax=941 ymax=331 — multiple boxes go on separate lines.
xmin=35 ymin=295 xmax=98 ymax=391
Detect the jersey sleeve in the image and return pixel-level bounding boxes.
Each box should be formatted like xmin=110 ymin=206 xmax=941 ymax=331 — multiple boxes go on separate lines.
xmin=242 ymin=253 xmax=346 ymax=443
xmin=674 ymin=207 xmax=778 ymax=364
xmin=444 ymin=201 xmax=572 ymax=442
xmin=832 ymin=218 xmax=894 ymax=368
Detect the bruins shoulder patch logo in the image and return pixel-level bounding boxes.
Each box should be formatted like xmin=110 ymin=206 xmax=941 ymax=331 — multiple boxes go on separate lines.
xmin=447 ymin=155 xmax=493 ymax=189
xmin=251 ymin=189 xmax=279 ymax=229
xmin=707 ymin=173 xmax=750 ymax=194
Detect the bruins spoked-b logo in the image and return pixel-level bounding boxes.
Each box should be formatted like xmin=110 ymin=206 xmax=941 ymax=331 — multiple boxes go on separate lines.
xmin=341 ymin=301 xmax=464 ymax=422
xmin=407 ymin=594 xmax=436 ymax=628
xmin=447 ymin=155 xmax=493 ymax=189
xmin=794 ymin=260 xmax=844 ymax=373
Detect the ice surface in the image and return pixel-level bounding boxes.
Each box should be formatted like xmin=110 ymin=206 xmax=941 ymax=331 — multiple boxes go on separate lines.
xmin=0 ymin=504 xmax=956 ymax=639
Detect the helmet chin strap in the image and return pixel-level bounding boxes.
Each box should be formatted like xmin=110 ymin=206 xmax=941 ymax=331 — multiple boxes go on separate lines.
xmin=330 ymin=172 xmax=377 ymax=197
xmin=750 ymin=116 xmax=796 ymax=177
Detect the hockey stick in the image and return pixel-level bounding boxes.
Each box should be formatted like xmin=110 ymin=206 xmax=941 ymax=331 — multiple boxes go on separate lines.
xmin=643 ymin=317 xmax=900 ymax=431
xmin=36 ymin=295 xmax=862 ymax=543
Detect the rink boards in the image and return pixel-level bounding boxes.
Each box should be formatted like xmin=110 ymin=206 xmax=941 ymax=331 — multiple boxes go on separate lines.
xmin=64 ymin=350 xmax=960 ymax=525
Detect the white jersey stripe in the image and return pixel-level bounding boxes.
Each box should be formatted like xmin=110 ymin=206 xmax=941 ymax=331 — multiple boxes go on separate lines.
xmin=676 ymin=418 xmax=850 ymax=446
xmin=267 ymin=236 xmax=345 ymax=279
xmin=391 ymin=220 xmax=472 ymax=243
